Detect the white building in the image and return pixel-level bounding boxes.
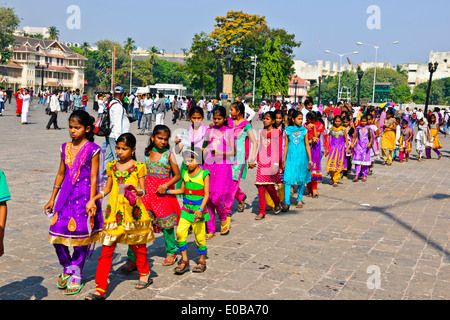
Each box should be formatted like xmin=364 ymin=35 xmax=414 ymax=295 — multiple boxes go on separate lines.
xmin=0 ymin=35 xmax=87 ymax=92
xmin=293 ymin=59 xmax=393 ymax=85
xmin=399 ymin=50 xmax=450 ymax=89
xmin=15 ymin=26 xmax=50 ymax=38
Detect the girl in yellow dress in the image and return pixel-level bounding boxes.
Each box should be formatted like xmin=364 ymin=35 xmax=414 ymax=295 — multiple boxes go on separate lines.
xmin=381 ymin=109 xmax=396 ymax=165
xmin=85 ymin=133 xmax=155 ymax=300
xmin=426 ymin=113 xmax=442 ymax=159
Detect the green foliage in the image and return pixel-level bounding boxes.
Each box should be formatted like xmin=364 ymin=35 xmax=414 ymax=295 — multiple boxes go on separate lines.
xmin=412 ymin=77 xmax=450 ymax=105
xmin=47 ymin=26 xmax=60 ymax=40
xmin=259 ymin=36 xmax=288 ymax=98
xmin=185 ymin=32 xmax=217 ymax=96
xmin=0 ymin=5 xmax=21 ymax=64
xmin=308 ymin=67 xmax=411 ymax=105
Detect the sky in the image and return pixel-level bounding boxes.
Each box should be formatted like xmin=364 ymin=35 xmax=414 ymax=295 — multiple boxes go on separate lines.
xmin=6 ymin=0 xmax=450 ymax=66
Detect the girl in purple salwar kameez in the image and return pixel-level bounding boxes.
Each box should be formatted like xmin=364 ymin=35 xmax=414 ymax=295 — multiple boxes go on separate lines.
xmin=45 ymin=110 xmax=104 ymax=295
xmin=351 ymin=116 xmax=373 ymax=182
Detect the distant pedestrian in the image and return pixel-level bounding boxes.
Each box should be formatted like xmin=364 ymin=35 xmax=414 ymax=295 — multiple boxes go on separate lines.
xmin=46 ymin=90 xmax=61 ymax=130
xmin=154 ymin=93 xmax=166 ymax=125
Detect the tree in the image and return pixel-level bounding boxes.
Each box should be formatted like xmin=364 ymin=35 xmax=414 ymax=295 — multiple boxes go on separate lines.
xmin=147 ymin=46 xmax=159 ymax=65
xmin=123 ymin=37 xmax=135 ymax=55
xmin=390 ymin=85 xmax=412 ymax=104
xmin=259 ymin=36 xmax=287 ymax=100
xmin=185 ymin=32 xmax=217 ymax=96
xmin=47 ymin=26 xmax=60 ymax=40
xmin=0 ymin=5 xmax=21 ymax=64
xmin=209 ymin=10 xmax=267 ymax=53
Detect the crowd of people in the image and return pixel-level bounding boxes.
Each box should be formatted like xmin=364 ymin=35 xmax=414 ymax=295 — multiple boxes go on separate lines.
xmin=0 ymin=84 xmax=448 ymax=300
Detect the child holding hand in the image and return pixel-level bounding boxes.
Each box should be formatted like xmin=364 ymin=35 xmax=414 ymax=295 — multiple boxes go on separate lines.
xmin=166 ymin=148 xmax=210 ymax=274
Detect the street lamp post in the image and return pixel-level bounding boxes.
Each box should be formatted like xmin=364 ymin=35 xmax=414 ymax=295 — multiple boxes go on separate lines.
xmin=424 ymin=62 xmax=439 ymax=115
xmin=36 ymin=61 xmax=50 ymax=92
xmin=215 ymin=51 xmax=222 ymax=100
xmin=356 ymin=41 xmax=399 ymax=105
xmin=325 ymin=50 xmax=358 ymax=104
xmin=317 ymin=76 xmax=322 ymax=106
xmin=250 ymin=55 xmax=257 ymax=106
xmin=357 ymin=70 xmax=364 ymax=107
xmin=294 ymin=80 xmax=298 ymax=104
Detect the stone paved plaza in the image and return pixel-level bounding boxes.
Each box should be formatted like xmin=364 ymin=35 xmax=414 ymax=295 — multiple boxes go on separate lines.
xmin=0 ymin=100 xmax=449 ymax=300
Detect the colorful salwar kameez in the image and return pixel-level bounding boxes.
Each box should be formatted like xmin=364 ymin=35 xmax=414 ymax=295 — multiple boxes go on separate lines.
xmin=353 ymin=126 xmax=372 ymax=177
xmin=203 ymin=125 xmax=234 ymax=234
xmin=255 ymin=128 xmax=283 ymax=215
xmin=48 ymin=142 xmax=103 ymax=284
xmin=426 ymin=122 xmax=442 ymax=158
xmin=283 ymin=126 xmax=311 ymax=205
xmin=326 ymin=126 xmax=347 ymax=183
xmin=228 ymin=118 xmax=252 ymax=203
xmin=142 ymin=149 xmax=181 ymax=255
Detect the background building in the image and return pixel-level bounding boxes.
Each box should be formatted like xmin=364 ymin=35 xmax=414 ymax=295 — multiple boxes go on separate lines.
xmin=0 ymin=35 xmax=87 ymax=92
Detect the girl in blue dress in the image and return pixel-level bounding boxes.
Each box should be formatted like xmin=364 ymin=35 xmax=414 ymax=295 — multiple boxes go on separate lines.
xmin=281 ymin=110 xmax=313 ymax=211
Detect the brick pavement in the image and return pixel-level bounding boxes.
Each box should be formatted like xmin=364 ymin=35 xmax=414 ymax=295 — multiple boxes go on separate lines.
xmin=0 ymin=100 xmax=448 ymax=300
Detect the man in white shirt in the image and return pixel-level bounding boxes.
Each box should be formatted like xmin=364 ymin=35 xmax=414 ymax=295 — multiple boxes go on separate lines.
xmin=46 ymin=90 xmax=61 ymax=130
xmin=206 ymin=99 xmax=214 ymax=120
xmin=416 ymin=109 xmax=424 ymax=121
xmin=133 ymin=94 xmax=140 ymax=120
xmin=197 ymin=97 xmax=205 ymax=110
xmin=154 ymin=93 xmax=166 ymax=125
xmin=105 ymin=86 xmax=130 ymax=165
xmin=243 ymin=100 xmax=256 ymax=122
xmin=139 ymin=93 xmax=153 ymax=135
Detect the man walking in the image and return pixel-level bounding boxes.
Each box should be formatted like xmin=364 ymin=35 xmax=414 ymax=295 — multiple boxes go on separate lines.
xmin=139 ymin=93 xmax=153 ymax=135
xmin=46 ymin=90 xmax=61 ymax=130
xmin=104 ymin=86 xmax=130 ymax=165
xmin=154 ymin=93 xmax=166 ymax=125
xmin=172 ymin=96 xmax=179 ymax=124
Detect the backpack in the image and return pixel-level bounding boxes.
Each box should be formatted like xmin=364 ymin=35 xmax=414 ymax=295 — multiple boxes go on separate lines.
xmin=93 ymin=100 xmax=113 ymax=136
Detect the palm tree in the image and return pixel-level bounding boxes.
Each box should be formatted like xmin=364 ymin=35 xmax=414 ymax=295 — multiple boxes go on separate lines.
xmin=124 ymin=37 xmax=135 ymax=55
xmin=80 ymin=41 xmax=90 ymax=56
xmin=47 ymin=26 xmax=60 ymax=40
xmin=147 ymin=46 xmax=159 ymax=65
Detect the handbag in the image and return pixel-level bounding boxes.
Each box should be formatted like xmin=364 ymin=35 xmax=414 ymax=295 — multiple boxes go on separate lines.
xmin=45 ymin=106 xmax=51 ymax=115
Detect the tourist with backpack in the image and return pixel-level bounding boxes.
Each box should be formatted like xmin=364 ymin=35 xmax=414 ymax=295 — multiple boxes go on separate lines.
xmin=102 ymin=86 xmax=130 ymax=165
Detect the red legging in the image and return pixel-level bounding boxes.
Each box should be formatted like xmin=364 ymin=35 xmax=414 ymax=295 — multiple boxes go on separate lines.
xmin=257 ymin=184 xmax=280 ymax=215
xmin=95 ymin=243 xmax=149 ymax=294
xmin=306 ymin=180 xmax=318 ymax=194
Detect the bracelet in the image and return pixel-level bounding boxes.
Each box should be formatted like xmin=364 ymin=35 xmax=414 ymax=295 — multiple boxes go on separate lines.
xmin=198 ymin=207 xmax=204 ymax=213
xmin=162 ymin=184 xmax=168 ymax=190
xmin=100 ymin=191 xmax=105 ymax=198
xmin=53 ymin=186 xmax=61 ymax=189
xmin=165 ymin=189 xmax=170 ymax=194
xmin=139 ymin=190 xmax=146 ymax=197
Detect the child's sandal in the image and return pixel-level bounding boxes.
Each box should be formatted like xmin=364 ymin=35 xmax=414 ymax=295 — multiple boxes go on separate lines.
xmin=174 ymin=260 xmax=190 ymax=275
xmin=57 ymin=273 xmax=71 ymax=289
xmin=162 ymin=254 xmax=178 ymax=266
xmin=64 ymin=277 xmax=84 ymax=295
xmin=120 ymin=260 xmax=137 ymax=273
xmin=205 ymin=233 xmax=215 ymax=240
xmin=85 ymin=292 xmax=106 ymax=300
xmin=192 ymin=261 xmax=207 ymax=273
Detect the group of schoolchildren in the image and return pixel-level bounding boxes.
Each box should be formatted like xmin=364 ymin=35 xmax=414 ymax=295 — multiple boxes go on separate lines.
xmin=36 ymin=94 xmax=445 ymax=300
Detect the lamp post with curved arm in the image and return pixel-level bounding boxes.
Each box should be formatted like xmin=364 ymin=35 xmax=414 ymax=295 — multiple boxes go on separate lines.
xmin=356 ymin=41 xmax=399 ymax=104
xmin=324 ymin=50 xmax=358 ymax=104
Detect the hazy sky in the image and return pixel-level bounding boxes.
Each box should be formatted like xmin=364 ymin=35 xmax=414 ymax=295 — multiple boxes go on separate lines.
xmin=6 ymin=0 xmax=450 ymax=66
